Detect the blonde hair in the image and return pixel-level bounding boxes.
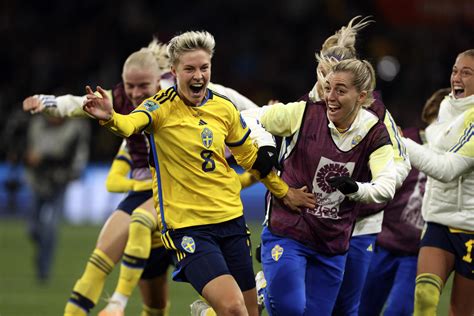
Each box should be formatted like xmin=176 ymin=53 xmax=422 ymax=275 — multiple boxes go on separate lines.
xmin=122 ymin=37 xmax=170 ymax=77
xmin=167 ymin=31 xmax=215 ymax=66
xmin=331 ymin=59 xmax=376 ymax=108
xmin=314 ymin=16 xmax=373 ymax=99
xmin=318 ymin=16 xmax=373 ymax=62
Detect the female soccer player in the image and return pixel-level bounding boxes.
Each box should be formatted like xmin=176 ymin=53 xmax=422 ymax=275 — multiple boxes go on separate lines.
xmin=82 ymin=30 xmax=315 ymax=316
xmin=242 ymin=58 xmax=397 ymax=315
xmin=403 ymin=49 xmax=474 ymax=316
xmin=23 ymin=38 xmax=263 ymax=316
xmin=359 ymin=87 xmax=449 ymax=316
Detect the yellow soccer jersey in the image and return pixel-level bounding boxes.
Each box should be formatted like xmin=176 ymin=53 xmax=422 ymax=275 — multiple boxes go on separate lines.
xmin=105 ymin=86 xmax=278 ymax=230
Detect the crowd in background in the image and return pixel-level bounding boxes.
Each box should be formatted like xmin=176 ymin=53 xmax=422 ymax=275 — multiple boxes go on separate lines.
xmin=1 ymin=0 xmax=473 ymax=161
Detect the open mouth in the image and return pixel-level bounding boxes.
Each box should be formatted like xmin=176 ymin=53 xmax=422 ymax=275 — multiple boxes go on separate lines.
xmin=327 ymin=104 xmax=341 ymax=113
xmin=190 ymin=83 xmax=204 ymax=96
xmin=453 ymin=87 xmax=464 ymax=99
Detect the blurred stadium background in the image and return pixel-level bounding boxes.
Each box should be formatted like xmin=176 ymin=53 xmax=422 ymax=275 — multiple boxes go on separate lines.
xmin=0 ymin=0 xmax=471 ymax=314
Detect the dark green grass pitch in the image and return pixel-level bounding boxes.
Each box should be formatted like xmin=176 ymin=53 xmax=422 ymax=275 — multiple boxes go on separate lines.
xmin=0 ymin=219 xmax=451 ymax=315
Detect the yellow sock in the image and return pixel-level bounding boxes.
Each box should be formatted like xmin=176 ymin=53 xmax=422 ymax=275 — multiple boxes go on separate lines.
xmin=141 ymin=302 xmax=170 ymax=316
xmin=414 ymin=273 xmax=443 ymax=316
xmin=198 ymin=297 xmax=216 ymax=316
xmin=205 ymin=308 xmax=217 ymax=316
xmin=64 ymin=248 xmax=114 ymax=315
xmin=116 ymin=208 xmax=156 ymax=297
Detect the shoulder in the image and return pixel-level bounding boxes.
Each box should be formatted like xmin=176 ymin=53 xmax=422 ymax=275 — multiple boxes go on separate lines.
xmin=150 ymin=87 xmax=179 ymax=106
xmin=208 ymin=88 xmax=239 ymax=112
xmin=359 ymin=108 xmax=380 ymax=128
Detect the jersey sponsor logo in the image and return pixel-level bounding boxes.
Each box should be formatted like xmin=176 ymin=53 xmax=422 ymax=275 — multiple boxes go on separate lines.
xmin=201 ymin=127 xmax=213 ymax=148
xmin=240 ymin=114 xmax=247 ymax=129
xmin=143 ymin=100 xmax=159 ymax=112
xmin=181 ymin=236 xmax=196 ymax=253
xmin=309 ymin=157 xmax=355 ymax=220
xmin=271 ymin=244 xmax=284 ymax=261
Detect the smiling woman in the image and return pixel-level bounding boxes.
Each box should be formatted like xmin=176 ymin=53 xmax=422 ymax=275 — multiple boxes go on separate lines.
xmin=402 ymin=49 xmax=474 ymax=316
xmin=167 ymin=31 xmax=214 ymax=106
xmin=81 ymin=30 xmax=316 ymax=316
xmin=322 ymin=59 xmax=375 ymax=131
xmin=240 ymin=57 xmax=396 ymax=315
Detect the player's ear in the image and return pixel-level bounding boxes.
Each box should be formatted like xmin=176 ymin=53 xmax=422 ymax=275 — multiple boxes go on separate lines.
xmin=171 ymin=65 xmax=177 ymax=77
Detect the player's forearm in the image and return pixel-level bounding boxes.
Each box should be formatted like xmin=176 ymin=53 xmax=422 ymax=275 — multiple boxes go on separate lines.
xmin=404 ymin=138 xmax=474 ymax=182
xmin=238 ymin=172 xmax=258 ymax=189
xmin=258 ymin=172 xmax=289 ymax=198
xmin=349 ymin=165 xmax=396 ymax=203
xmin=101 ymin=111 xmax=150 ymax=137
xmin=349 ymin=145 xmax=396 ymax=203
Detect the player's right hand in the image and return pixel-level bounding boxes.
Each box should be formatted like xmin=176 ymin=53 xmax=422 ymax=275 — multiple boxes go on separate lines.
xmin=83 ymin=85 xmax=113 ymax=121
xmin=281 ymin=186 xmax=316 ymax=212
xmin=23 ymin=96 xmax=44 ymax=114
xmin=23 ymin=94 xmax=57 ymax=114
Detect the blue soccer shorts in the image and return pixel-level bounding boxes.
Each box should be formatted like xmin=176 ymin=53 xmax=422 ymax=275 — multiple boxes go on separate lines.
xmin=421 ymin=222 xmax=474 ymax=280
xmin=116 ymin=190 xmax=153 ymax=215
xmin=161 ymin=216 xmax=255 ymax=294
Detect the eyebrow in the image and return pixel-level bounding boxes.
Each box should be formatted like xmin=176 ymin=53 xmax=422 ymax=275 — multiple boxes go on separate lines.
xmin=453 ymin=66 xmax=474 ymax=71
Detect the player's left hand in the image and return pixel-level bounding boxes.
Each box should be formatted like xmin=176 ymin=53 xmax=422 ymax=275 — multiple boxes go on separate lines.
xmin=327 ymin=176 xmax=358 ymax=195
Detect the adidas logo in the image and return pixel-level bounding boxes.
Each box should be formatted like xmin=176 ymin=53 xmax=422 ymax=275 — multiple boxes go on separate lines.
xmin=199 ymin=119 xmax=207 ymax=125
xmin=366 ymin=244 xmax=373 ymax=252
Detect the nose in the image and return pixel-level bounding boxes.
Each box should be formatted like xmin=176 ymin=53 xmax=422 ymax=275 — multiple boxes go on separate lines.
xmin=132 ymin=87 xmax=142 ymax=98
xmin=193 ymin=70 xmax=203 ymax=80
xmin=452 ymin=70 xmax=462 ymax=83
xmin=327 ymin=88 xmax=336 ymax=100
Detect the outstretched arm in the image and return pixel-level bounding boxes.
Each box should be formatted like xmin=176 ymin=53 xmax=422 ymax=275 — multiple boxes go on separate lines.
xmin=83 ymin=86 xmax=149 ymax=137
xmin=404 ymin=137 xmax=474 ymax=182
xmin=23 ymin=92 xmax=111 ymax=118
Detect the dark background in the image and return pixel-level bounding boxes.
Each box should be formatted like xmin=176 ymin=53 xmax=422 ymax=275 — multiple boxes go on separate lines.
xmin=1 ymin=0 xmax=473 ymax=161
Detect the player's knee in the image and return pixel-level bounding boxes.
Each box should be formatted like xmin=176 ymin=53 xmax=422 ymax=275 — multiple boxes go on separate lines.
xmin=215 ymin=298 xmax=246 ymax=315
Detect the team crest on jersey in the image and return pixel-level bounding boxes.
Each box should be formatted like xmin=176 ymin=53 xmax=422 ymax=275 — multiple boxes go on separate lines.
xmin=351 ymin=135 xmax=363 ymax=147
xmin=181 ymin=236 xmax=196 ymax=253
xmin=143 ymin=100 xmax=159 ymax=112
xmin=271 ymin=244 xmax=284 ymax=261
xmin=240 ymin=114 xmax=247 ymax=129
xmin=201 ymin=127 xmax=213 ymax=148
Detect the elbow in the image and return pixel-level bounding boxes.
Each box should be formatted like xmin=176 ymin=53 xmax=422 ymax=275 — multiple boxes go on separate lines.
xmin=105 ymin=177 xmax=119 ymax=192
xmin=432 ymin=173 xmax=458 ymax=183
